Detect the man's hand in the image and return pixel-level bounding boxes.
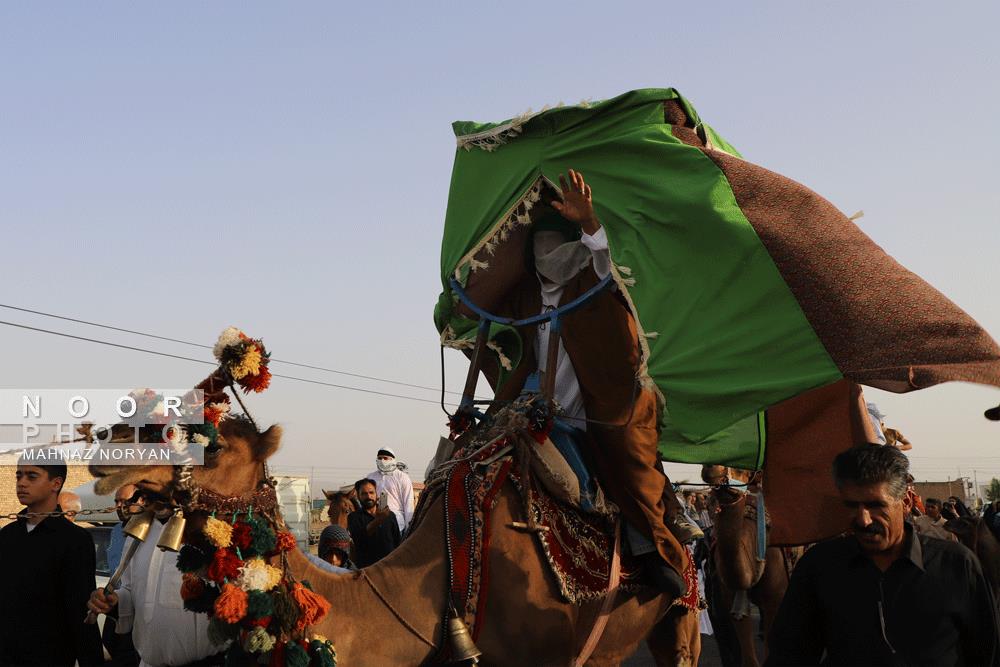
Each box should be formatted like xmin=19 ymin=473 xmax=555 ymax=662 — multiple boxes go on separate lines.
xmin=551 ymin=169 xmax=600 ymax=236
xmin=87 ymin=588 xmax=117 ymax=615
xmin=366 ymin=507 xmax=395 ymax=536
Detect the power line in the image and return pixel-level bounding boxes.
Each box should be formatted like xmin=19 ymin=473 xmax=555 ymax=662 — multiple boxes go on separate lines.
xmin=0 ymin=319 xmax=457 ymax=407
xmin=0 ymin=302 xmax=462 ymax=396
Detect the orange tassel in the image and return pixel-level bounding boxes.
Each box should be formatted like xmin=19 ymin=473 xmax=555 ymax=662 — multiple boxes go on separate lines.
xmin=214 ymin=583 xmax=249 ymax=624
xmin=291 ymin=583 xmax=331 ymax=630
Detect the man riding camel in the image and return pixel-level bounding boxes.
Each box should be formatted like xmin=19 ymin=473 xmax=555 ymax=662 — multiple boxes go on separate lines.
xmin=481 ymin=169 xmax=700 ymax=597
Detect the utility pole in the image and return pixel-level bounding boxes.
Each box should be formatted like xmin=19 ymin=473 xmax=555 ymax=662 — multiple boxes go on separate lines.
xmin=974 ymin=470 xmax=981 ymax=507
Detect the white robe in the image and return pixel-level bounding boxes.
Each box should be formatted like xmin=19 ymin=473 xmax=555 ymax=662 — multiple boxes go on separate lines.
xmin=365 ymin=467 xmax=415 ymax=533
xmin=534 ymin=227 xmax=611 ymax=425
xmin=115 ymin=520 xmax=223 ymax=667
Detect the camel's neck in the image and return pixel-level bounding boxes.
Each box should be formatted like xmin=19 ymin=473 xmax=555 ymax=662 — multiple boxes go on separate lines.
xmin=283 ymin=501 xmax=447 ymax=664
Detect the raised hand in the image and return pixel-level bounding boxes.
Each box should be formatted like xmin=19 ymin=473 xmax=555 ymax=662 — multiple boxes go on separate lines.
xmin=551 ymin=169 xmax=600 ymax=235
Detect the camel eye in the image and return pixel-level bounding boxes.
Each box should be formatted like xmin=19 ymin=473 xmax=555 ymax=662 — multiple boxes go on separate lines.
xmin=205 ymin=441 xmax=223 ymax=455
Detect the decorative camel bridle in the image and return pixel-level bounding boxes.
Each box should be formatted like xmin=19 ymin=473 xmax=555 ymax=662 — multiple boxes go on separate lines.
xmin=124 ymin=328 xmax=337 ymax=667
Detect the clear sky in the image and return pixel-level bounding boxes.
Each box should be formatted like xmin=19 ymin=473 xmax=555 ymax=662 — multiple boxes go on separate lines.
xmin=2 ymin=2 xmax=998 ymax=495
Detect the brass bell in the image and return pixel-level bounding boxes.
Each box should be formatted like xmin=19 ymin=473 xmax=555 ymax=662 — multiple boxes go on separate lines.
xmin=156 ymin=509 xmax=187 ymax=552
xmin=446 ymin=611 xmax=482 ymax=664
xmin=123 ymin=511 xmax=154 ymax=542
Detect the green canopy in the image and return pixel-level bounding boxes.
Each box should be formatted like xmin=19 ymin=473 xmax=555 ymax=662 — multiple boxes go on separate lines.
xmin=435 ymin=88 xmax=1000 ymax=469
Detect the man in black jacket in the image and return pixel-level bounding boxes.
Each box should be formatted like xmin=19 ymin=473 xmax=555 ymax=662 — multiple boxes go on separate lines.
xmin=347 ymin=478 xmax=401 ymax=567
xmin=767 ymin=445 xmax=999 ymax=666
xmin=0 ymin=459 xmax=103 ymax=667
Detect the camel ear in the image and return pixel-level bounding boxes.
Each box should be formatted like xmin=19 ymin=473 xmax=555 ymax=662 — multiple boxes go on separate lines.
xmin=253 ymin=424 xmax=282 ymax=462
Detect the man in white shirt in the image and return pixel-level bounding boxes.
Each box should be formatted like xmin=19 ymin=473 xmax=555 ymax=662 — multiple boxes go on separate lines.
xmin=913 ymin=497 xmax=958 ymax=542
xmin=366 ymin=447 xmax=415 ymax=533
xmin=87 ymin=508 xmax=226 ymax=667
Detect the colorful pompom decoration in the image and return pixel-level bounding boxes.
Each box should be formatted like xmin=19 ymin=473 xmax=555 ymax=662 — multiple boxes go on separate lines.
xmin=203 ymin=516 xmax=234 ymax=548
xmin=182 ymin=581 xmax=220 ymax=614
xmin=177 ymin=544 xmax=209 ymax=573
xmin=243 ymin=626 xmax=277 ymax=654
xmin=214 ymin=327 xmax=272 ymax=394
xmin=214 ymin=583 xmax=249 ymax=624
xmin=247 ymin=516 xmax=277 ymax=557
xmin=237 ymin=558 xmax=284 ymax=592
xmin=207 ymin=548 xmax=242 ymax=583
xmin=284 ymin=641 xmax=310 ymax=667
xmin=231 ymin=521 xmax=252 ymax=550
xmin=309 ymin=636 xmax=337 ymax=667
xmin=275 ymin=531 xmax=297 ymax=553
xmin=180 ymin=572 xmax=205 ymax=601
xmin=291 ymin=582 xmax=331 ymax=631
xmin=247 ymin=590 xmax=275 ymax=620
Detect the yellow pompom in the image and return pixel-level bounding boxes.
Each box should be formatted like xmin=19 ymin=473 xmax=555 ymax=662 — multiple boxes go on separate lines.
xmin=230 ymin=346 xmax=262 ymax=380
xmin=203 ymin=517 xmax=233 ymax=548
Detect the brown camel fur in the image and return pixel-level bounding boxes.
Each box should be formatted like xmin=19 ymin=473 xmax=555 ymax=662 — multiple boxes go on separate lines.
xmin=92 ymin=417 xmax=700 ymax=666
xmin=321 ymin=489 xmax=353 ymax=529
xmin=702 ymin=465 xmax=790 ymax=667
xmin=946 ymin=516 xmax=1000 ymax=603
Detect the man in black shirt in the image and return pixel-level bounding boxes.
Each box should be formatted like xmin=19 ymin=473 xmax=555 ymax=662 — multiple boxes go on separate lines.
xmin=0 ymin=460 xmax=103 ymax=667
xmin=347 ymin=477 xmax=401 ymax=567
xmin=767 ymin=445 xmax=999 ymax=666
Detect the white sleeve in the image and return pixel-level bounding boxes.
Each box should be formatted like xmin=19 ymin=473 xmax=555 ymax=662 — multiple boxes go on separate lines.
xmin=401 ymin=475 xmax=415 ymax=531
xmin=114 ymin=538 xmax=135 ymax=634
xmin=580 ymin=227 xmax=611 ymax=279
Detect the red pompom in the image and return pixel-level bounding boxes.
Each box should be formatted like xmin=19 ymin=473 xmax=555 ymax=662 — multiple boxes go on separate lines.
xmin=180 ymin=573 xmax=205 ymax=601
xmin=207 ymin=548 xmax=242 ymax=583
xmin=239 ymin=366 xmax=272 ymax=393
xmin=231 ymin=521 xmax=252 ymax=550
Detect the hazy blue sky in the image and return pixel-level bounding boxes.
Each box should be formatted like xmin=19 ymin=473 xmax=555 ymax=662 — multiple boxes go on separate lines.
xmin=2 ymin=2 xmax=998 ymax=494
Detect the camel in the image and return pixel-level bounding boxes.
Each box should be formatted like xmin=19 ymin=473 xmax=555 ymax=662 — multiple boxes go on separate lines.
xmin=321 ymin=489 xmax=354 ymax=529
xmin=701 ymin=465 xmax=792 ymax=667
xmin=91 ymin=415 xmax=701 ymax=666
xmin=946 ymin=516 xmax=1000 ymax=603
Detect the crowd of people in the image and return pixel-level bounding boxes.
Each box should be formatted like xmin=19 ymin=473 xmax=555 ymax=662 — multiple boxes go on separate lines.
xmin=317 ymin=447 xmax=416 ymax=572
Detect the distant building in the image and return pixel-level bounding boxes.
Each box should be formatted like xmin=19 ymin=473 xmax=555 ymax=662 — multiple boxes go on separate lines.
xmin=913 ymin=479 xmax=970 ymax=504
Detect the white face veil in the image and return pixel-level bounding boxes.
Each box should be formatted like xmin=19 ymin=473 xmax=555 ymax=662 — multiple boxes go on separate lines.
xmin=532 ymin=230 xmax=592 ymax=286
xmin=376 ymin=457 xmax=398 ymax=473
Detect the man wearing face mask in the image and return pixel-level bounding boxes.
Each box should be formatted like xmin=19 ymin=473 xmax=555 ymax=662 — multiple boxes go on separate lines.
xmin=366 ymin=447 xmax=414 ymax=533
xmin=481 ymin=170 xmax=700 ymax=598
xmin=766 ymin=445 xmax=998 ymax=666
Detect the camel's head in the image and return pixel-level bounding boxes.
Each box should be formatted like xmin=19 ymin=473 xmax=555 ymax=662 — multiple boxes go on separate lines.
xmin=322 ymin=489 xmax=354 ymax=524
xmin=945 ymin=516 xmax=981 ymax=550
xmin=89 ymin=415 xmax=282 ymax=503
xmin=702 ymin=464 xmax=758 ymax=507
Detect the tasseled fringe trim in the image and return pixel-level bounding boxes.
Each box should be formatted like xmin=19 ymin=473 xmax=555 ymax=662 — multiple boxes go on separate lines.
xmin=455 ymin=180 xmax=543 ymax=279
xmin=440 ymin=327 xmax=513 ymax=372
xmin=455 ymin=97 xmax=591 ymax=152
xmin=456 ymin=108 xmax=539 ymax=152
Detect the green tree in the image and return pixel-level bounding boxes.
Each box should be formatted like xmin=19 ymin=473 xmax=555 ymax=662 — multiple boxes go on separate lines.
xmin=986 ymin=478 xmax=1000 ymax=503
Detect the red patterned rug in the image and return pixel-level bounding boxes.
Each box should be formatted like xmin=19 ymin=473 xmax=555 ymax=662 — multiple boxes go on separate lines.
xmin=414 ymin=426 xmax=703 ymax=653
